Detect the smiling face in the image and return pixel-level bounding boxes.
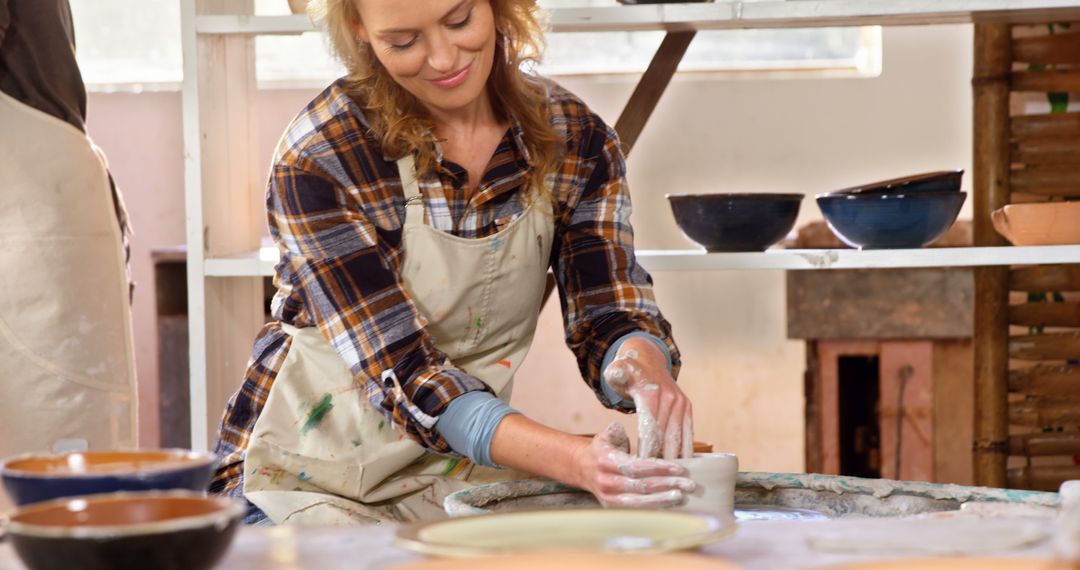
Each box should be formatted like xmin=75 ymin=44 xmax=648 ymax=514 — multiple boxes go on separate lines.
xmin=354 ymin=0 xmax=498 ymax=117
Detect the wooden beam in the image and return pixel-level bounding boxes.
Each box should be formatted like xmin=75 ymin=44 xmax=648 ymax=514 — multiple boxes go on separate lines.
xmin=195 ymin=0 xmax=265 ymax=447
xmin=1012 ymin=112 xmax=1080 ymax=140
xmin=1008 ymin=464 xmax=1080 ymax=491
xmin=1012 ymin=69 xmax=1080 ymax=92
xmin=1010 ymin=364 xmax=1080 ymax=396
xmin=1011 ymin=166 xmax=1080 ymax=197
xmin=614 ymin=31 xmax=696 ymax=156
xmin=1012 ymin=140 xmax=1080 ymax=166
xmin=804 ymin=340 xmax=823 ymax=474
xmin=1012 ymin=31 xmax=1080 ymax=65
xmin=1010 ymin=265 xmax=1080 ymax=292
xmin=972 ymin=23 xmax=1013 ymax=488
xmin=1010 ymin=301 xmax=1080 ymax=327
xmin=1009 ymin=331 xmax=1080 ymax=361
xmin=1011 ymin=398 xmax=1080 ymax=427
xmin=1009 ymin=432 xmax=1080 ymax=456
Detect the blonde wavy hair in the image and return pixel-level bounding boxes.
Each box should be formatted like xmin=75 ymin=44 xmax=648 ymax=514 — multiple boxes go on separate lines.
xmin=308 ymin=0 xmax=562 ymax=200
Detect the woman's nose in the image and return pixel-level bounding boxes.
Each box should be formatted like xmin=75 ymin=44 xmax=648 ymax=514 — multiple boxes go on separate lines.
xmin=426 ymin=31 xmax=458 ymax=73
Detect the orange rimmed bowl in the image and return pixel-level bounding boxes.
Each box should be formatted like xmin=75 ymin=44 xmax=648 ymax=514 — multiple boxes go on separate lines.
xmin=6 ymin=491 xmax=243 ymax=570
xmin=1 ymin=449 xmax=216 ymax=506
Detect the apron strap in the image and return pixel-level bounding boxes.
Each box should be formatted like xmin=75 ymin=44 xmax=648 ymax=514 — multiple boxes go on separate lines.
xmin=397 ymin=154 xmax=424 ymax=228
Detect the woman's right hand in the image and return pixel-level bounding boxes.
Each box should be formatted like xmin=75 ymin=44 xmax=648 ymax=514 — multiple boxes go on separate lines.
xmin=572 ymin=422 xmax=695 ymax=508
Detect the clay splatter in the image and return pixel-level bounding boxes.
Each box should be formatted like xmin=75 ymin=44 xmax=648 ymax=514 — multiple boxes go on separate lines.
xmin=497 ymin=359 xmax=512 ymax=368
xmin=298 ymin=471 xmax=312 ymax=481
xmin=352 ymin=438 xmax=363 ymax=447
xmin=378 ymin=420 xmax=385 ymax=431
xmin=302 ymin=393 xmax=334 ymax=434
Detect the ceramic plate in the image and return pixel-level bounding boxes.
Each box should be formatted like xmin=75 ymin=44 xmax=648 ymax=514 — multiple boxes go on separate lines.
xmin=827 ymin=558 xmax=1069 ymax=570
xmin=395 ymin=509 xmax=736 ymax=557
xmin=391 ymin=552 xmax=742 ymax=570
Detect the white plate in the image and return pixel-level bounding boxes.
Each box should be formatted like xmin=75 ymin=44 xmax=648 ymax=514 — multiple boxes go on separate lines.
xmin=395 ymin=508 xmax=736 ymax=557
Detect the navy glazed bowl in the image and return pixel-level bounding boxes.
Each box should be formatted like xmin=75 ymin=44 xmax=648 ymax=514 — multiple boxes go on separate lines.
xmin=1 ymin=449 xmax=216 ymax=507
xmin=816 ymin=190 xmax=966 ymax=249
xmin=830 ymin=169 xmax=964 ymax=196
xmin=667 ymin=193 xmax=804 ymax=252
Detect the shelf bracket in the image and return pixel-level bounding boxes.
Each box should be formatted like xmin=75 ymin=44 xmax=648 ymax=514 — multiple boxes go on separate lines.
xmin=614 ymin=30 xmax=696 ymax=156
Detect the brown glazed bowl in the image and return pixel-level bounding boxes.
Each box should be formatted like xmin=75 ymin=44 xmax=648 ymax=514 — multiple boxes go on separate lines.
xmin=6 ymin=491 xmax=244 ymax=570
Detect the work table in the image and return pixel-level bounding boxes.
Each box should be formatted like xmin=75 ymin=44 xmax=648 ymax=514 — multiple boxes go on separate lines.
xmin=0 ymin=515 xmax=1061 ymax=569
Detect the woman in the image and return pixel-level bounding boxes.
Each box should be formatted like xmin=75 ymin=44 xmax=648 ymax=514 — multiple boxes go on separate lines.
xmin=210 ymin=0 xmax=695 ymax=525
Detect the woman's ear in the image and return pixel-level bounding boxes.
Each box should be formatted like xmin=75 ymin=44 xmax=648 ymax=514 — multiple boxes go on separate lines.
xmin=355 ymin=22 xmax=370 ymax=44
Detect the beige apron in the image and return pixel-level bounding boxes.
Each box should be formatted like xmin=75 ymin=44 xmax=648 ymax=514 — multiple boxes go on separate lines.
xmin=243 ymin=155 xmax=554 ymax=525
xmin=0 ymin=91 xmax=137 ymax=465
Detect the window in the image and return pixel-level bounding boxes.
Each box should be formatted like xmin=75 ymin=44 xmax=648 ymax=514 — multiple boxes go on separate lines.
xmin=70 ymin=0 xmax=182 ymax=89
xmin=538 ymin=1 xmax=880 ymax=77
xmin=69 ymin=0 xmax=881 ymax=91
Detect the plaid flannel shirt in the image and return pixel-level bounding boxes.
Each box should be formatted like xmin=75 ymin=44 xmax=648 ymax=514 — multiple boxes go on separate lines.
xmin=210 ymin=77 xmax=680 ymax=495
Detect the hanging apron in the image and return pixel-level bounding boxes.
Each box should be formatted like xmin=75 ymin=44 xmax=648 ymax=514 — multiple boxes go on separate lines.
xmin=0 ymin=91 xmax=137 ymax=464
xmin=243 ymin=155 xmax=554 ymax=525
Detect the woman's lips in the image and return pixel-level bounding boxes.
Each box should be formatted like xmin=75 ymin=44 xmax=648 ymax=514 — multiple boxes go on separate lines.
xmin=429 ymin=63 xmax=472 ymax=89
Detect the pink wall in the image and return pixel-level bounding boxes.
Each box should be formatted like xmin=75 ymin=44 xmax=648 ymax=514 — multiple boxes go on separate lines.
xmin=86 ymin=88 xmax=321 ymax=446
xmin=87 ymin=92 xmax=184 ymax=446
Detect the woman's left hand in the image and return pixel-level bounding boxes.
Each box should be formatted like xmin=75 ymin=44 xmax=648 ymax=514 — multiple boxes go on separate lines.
xmin=602 ymin=337 xmax=694 ymax=460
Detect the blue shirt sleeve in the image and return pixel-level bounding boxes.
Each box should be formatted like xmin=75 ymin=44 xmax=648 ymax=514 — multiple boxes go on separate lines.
xmin=435 ymin=391 xmax=519 ymax=468
xmin=436 ymin=332 xmax=673 ymax=465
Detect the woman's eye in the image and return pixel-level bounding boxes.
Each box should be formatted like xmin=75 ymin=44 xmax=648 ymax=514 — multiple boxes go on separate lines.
xmin=448 ymin=11 xmax=471 ymax=29
xmin=390 ymin=36 xmax=419 ymax=50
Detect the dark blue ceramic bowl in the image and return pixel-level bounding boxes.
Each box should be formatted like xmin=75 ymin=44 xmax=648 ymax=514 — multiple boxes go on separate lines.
xmin=1 ymin=450 xmax=216 ymax=507
xmin=816 ymin=191 xmax=967 ymax=249
xmin=667 ymin=193 xmax=804 ymax=252
xmin=831 ymin=169 xmax=964 ymax=196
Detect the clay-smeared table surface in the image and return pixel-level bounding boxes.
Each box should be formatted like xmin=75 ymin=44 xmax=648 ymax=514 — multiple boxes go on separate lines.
xmin=0 ymin=516 xmax=1064 ymax=570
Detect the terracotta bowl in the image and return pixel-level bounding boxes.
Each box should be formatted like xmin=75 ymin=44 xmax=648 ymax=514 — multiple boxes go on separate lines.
xmin=816 ymin=191 xmax=966 ymax=250
xmin=831 ymin=169 xmax=964 ymax=196
xmin=6 ymin=491 xmax=244 ymax=570
xmin=667 ymin=193 xmax=804 ymax=252
xmin=1 ymin=450 xmax=216 ymax=506
xmin=992 ymin=201 xmax=1080 ymax=246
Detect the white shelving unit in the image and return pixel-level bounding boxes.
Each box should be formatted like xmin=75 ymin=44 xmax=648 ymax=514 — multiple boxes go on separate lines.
xmin=194 ymin=1 xmax=1080 ymax=35
xmin=204 ymin=245 xmax=1080 ymax=277
xmin=181 ymin=0 xmax=1080 ymax=450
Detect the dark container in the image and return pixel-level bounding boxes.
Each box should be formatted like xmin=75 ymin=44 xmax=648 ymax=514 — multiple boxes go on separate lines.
xmin=816 ymin=191 xmax=966 ymax=250
xmin=1 ymin=450 xmax=216 ymax=506
xmin=667 ymin=193 xmax=804 ymax=252
xmin=831 ymin=169 xmax=964 ymax=196
xmin=7 ymin=492 xmax=244 ymax=570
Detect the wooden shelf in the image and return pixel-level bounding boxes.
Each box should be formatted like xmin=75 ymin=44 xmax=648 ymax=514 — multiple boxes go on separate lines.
xmin=195 ymin=2 xmax=1080 ymax=36
xmin=204 ymin=245 xmax=1080 ymax=277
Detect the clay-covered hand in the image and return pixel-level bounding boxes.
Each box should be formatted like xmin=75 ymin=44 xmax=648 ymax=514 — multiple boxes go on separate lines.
xmin=573 ymin=422 xmax=695 ymax=508
xmin=603 ymin=337 xmax=694 ymax=460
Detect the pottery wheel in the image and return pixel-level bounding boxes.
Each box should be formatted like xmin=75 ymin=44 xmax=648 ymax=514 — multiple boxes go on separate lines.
xmin=736 ymin=505 xmax=828 ymax=521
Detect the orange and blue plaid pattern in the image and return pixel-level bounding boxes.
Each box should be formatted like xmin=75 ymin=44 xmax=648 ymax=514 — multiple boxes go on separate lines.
xmin=210 ymin=78 xmax=680 ymax=496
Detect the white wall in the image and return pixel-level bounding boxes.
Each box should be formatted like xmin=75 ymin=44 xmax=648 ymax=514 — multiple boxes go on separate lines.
xmin=88 ymin=25 xmax=973 ymax=473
